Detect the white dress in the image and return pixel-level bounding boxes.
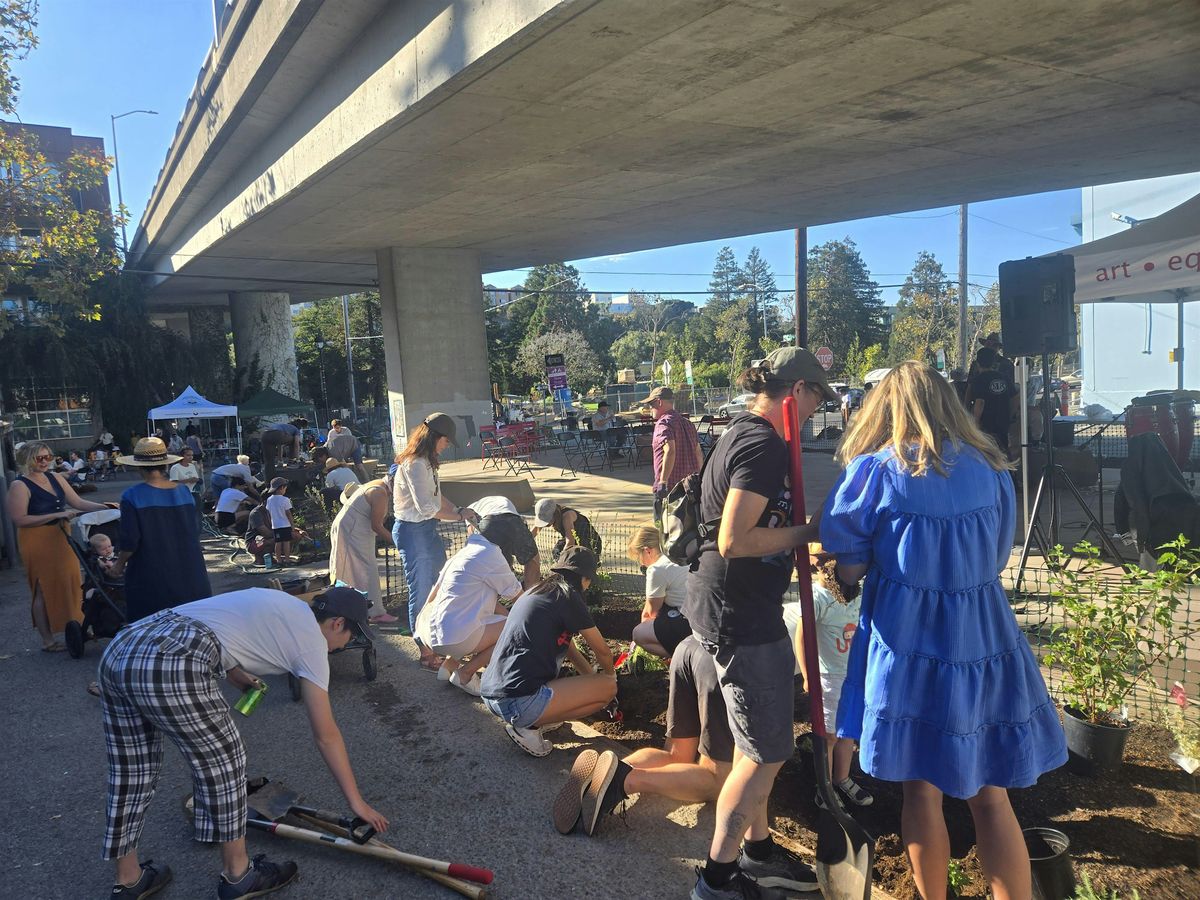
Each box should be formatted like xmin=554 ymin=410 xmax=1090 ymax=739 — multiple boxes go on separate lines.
xmin=329 ymin=483 xmax=384 ymax=615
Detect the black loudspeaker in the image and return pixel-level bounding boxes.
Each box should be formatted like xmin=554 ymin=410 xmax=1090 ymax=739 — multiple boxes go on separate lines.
xmin=998 ymin=255 xmax=1077 ymax=357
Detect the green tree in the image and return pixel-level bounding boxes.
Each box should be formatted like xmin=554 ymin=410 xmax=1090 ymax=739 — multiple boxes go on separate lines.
xmin=741 ymin=245 xmax=780 ymax=350
xmin=714 ymin=298 xmax=754 ymax=387
xmin=707 ymin=245 xmax=742 ymax=314
xmin=522 ymin=263 xmax=597 ymax=339
xmin=842 ymin=336 xmax=886 ymax=384
xmin=807 ymin=237 xmax=886 ymax=373
xmin=515 ymin=330 xmax=603 ymax=392
xmin=888 ymin=251 xmax=958 ymax=367
xmin=0 ymin=2 xmax=122 ymax=331
xmin=610 ymin=330 xmax=655 ymax=370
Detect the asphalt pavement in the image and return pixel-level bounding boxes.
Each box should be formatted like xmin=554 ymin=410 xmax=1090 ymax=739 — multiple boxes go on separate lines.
xmin=0 ymin=561 xmax=771 ymax=899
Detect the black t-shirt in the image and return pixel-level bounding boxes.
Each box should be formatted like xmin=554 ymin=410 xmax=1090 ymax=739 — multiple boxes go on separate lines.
xmin=685 ymin=412 xmax=792 ymax=646
xmin=968 ymin=369 xmax=1017 ymax=443
xmin=480 ymin=582 xmax=595 ymax=699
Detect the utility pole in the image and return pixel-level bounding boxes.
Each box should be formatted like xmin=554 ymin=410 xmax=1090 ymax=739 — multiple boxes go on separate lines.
xmin=958 ymin=204 xmax=968 ymax=370
xmin=795 ymin=227 xmax=808 ymax=347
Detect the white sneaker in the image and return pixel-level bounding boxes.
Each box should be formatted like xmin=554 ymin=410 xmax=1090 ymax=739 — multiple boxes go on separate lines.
xmin=505 ymin=723 xmax=552 ymax=757
xmin=449 ymin=670 xmax=482 ymax=696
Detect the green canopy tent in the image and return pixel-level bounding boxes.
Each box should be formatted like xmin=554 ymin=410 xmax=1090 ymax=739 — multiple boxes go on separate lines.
xmin=238 ymin=388 xmax=315 ymax=421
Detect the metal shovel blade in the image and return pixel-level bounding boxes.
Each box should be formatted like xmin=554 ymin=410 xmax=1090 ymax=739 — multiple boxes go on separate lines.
xmin=246 ymin=777 xmax=304 ymax=822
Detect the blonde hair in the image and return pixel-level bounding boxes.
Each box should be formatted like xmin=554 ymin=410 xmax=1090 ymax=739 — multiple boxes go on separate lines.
xmin=836 ymin=360 xmax=1012 ymax=476
xmin=89 ymin=533 xmax=112 ymax=550
xmin=626 ymin=524 xmax=663 ymax=562
xmin=237 ymin=454 xmax=250 ymax=466
xmin=16 ymin=441 xmax=53 ymax=475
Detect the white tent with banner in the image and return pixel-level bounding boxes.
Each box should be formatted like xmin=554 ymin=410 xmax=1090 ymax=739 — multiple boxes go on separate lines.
xmin=147 ymin=385 xmax=241 ymax=452
xmin=1066 ymin=190 xmax=1200 ymax=392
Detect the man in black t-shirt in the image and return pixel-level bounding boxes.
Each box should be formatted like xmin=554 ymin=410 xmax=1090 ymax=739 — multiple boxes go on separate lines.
xmin=967 ymin=346 xmax=1018 ymax=455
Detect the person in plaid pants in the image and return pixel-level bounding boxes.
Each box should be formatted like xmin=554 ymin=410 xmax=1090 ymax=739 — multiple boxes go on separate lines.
xmin=99 ymin=587 xmax=389 ymax=899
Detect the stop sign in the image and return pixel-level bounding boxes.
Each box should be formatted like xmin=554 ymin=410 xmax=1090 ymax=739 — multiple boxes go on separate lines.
xmin=815 ymin=346 xmax=834 ymax=370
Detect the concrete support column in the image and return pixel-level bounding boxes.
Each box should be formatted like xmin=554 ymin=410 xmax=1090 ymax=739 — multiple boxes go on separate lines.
xmin=229 ymin=291 xmax=298 ymax=398
xmin=376 ymin=248 xmax=490 ymax=452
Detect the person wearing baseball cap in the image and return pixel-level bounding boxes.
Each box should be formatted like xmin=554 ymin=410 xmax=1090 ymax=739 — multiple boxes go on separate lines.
xmin=99 ymin=585 xmax=389 ymax=900
xmin=531 ymin=496 xmax=603 ymax=563
xmin=644 ymin=386 xmax=702 ymax=499
xmin=392 ymin=412 xmax=479 ymax=671
xmin=684 ymin=346 xmax=827 ymax=898
xmin=481 ymin=547 xmax=616 ymax=758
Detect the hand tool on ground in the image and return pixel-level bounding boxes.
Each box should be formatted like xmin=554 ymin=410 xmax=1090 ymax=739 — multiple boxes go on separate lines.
xmin=783 ymin=395 xmax=875 ymax=900
xmin=291 ymin=810 xmax=485 ymax=899
xmin=241 ymin=778 xmax=494 ymax=886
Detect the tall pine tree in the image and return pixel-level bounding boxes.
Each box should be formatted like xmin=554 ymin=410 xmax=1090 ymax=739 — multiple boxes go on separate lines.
xmin=707 ymin=246 xmax=742 ymax=315
xmin=741 ymin=246 xmax=780 ymax=349
xmin=807 ymin=237 xmax=886 ymax=368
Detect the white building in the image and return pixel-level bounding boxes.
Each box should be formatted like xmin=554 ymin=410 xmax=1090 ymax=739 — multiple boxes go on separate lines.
xmin=1080 ymin=172 xmax=1200 ymax=411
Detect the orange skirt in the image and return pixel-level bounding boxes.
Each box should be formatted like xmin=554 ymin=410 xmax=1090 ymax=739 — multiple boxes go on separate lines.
xmin=17 ymin=524 xmax=82 ymax=634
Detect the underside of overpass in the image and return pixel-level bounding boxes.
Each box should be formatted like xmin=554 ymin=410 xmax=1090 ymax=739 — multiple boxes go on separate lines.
xmin=132 ymin=0 xmax=1200 ymax=437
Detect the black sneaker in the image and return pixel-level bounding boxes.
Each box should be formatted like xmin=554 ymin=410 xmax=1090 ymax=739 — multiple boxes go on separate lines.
xmin=690 ymin=865 xmax=784 ymax=899
xmin=217 ymin=854 xmax=298 ymax=899
xmin=111 ymin=861 xmax=172 ymax=899
xmin=737 ymin=845 xmax=819 ymax=894
xmin=580 ymin=750 xmax=631 ymax=836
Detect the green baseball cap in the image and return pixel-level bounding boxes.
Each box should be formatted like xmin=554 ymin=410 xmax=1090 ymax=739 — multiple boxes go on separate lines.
xmin=422 ymin=412 xmax=458 ymax=447
xmin=762 ymin=347 xmax=839 ymax=402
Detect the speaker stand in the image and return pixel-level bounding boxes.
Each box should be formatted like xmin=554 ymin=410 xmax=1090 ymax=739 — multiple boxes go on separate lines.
xmin=1014 ymin=352 xmax=1125 ymax=595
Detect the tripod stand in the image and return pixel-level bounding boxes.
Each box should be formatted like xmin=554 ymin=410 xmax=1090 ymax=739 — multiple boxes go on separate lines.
xmin=1014 ymin=351 xmax=1125 ymax=594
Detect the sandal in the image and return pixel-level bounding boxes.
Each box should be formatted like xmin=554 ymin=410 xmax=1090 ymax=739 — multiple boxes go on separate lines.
xmin=41 ymin=641 xmax=66 ymax=653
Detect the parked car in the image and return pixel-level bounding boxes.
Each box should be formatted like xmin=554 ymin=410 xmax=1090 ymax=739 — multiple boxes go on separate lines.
xmin=717 ymin=393 xmax=755 ymax=416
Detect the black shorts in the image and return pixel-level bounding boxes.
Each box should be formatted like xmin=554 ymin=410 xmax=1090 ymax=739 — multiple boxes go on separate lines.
xmin=215 ymin=511 xmax=237 ymax=528
xmin=667 ymin=636 xmax=734 ymax=764
xmin=652 ymin=607 xmax=691 ymax=656
xmin=273 ymin=527 xmax=294 ymax=542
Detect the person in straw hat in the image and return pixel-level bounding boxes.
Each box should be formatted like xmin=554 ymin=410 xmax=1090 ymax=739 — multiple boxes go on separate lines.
xmin=109 ymin=437 xmax=211 ymax=622
xmin=328 ymin=475 xmax=398 ymax=625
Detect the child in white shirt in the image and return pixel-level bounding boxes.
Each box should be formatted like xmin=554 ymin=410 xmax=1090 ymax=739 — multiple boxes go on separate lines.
xmin=265 ymin=477 xmax=303 ymax=563
xmin=796 ymin=559 xmax=873 ymax=809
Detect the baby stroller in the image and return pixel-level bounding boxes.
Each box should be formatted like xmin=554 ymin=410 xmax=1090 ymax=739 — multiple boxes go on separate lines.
xmin=62 ymin=509 xmax=127 ymax=659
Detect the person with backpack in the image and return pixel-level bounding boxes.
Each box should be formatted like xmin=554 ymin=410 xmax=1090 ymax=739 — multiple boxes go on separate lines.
xmin=685 ymin=346 xmax=835 ymax=900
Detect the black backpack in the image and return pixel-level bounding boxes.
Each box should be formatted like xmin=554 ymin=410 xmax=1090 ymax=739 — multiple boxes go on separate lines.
xmin=657 ymin=440 xmax=718 ymax=566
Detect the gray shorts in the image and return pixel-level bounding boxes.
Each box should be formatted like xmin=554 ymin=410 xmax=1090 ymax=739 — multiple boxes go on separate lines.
xmin=702 ymin=634 xmax=795 ymax=764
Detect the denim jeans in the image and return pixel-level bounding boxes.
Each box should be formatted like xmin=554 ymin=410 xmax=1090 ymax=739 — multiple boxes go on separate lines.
xmin=391 ymin=517 xmax=445 ymax=634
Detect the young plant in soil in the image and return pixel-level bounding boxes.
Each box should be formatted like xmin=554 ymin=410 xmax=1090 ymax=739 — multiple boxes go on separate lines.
xmin=1073 ymin=870 xmax=1141 ymax=900
xmin=1043 ymin=538 xmax=1199 ymax=727
xmin=1162 ymin=682 xmax=1200 ymax=774
xmin=946 ymin=859 xmax=969 ymax=898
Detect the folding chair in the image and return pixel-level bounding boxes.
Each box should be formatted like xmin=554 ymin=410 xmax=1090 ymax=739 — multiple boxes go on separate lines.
xmin=558 ymin=431 xmax=590 ymax=476
xmin=632 ymin=433 xmax=654 ymax=467
xmin=498 ymin=436 xmax=536 ymax=479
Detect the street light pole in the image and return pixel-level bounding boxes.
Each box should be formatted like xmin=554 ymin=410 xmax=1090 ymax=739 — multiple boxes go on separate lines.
xmin=341 ymin=294 xmax=358 ymax=422
xmin=110 ymin=109 xmax=158 ymax=255
xmin=315 ymin=338 xmax=329 ymax=413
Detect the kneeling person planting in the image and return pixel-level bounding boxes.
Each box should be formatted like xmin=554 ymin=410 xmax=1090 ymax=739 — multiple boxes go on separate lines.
xmin=481 ymin=547 xmax=616 ymax=757
xmin=99 ymin=586 xmax=389 ymax=899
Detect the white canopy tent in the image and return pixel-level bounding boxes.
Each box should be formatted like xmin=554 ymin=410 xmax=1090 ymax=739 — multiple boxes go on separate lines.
xmin=1065 ymin=191 xmax=1200 ymax=391
xmin=147 ymin=386 xmax=241 ymax=452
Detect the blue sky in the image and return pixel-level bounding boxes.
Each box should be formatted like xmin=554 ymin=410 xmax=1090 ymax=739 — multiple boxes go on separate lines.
xmin=13 ymin=1 xmax=1083 ymax=306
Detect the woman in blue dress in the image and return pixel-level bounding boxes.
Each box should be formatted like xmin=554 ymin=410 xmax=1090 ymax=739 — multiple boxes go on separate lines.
xmin=109 ymin=437 xmax=212 ymax=622
xmin=820 ymin=361 xmax=1066 ymax=900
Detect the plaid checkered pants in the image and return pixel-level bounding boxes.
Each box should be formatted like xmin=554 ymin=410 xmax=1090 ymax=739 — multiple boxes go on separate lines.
xmin=99 ymin=610 xmax=247 ymax=859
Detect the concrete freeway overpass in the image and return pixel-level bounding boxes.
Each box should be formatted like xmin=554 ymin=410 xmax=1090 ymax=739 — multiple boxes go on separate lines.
xmin=132 ymin=0 xmax=1200 ymax=442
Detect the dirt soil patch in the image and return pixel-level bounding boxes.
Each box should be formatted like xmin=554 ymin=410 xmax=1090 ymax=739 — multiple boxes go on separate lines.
xmin=589 ymin=603 xmax=1200 ymax=899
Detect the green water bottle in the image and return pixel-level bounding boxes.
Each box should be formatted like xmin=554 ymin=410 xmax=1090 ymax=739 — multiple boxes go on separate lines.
xmin=234 ymin=680 xmax=268 ymax=716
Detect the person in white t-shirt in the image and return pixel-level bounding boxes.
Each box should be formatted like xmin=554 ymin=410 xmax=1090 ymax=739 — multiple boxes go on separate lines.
xmin=794 ymin=562 xmax=873 ymax=809
xmin=324 ymin=458 xmax=360 ymax=492
xmin=98 ymin=587 xmax=389 ymax=900
xmin=626 ymin=525 xmax=690 ymax=659
xmin=414 ymin=514 xmax=526 ymax=696
xmin=214 ymin=477 xmax=255 ymax=533
xmin=211 ymin=455 xmax=255 ymax=495
xmin=265 ymin=477 xmax=303 ymax=563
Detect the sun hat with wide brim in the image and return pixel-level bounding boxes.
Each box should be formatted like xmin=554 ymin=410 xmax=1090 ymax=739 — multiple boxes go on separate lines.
xmin=117 ymin=437 xmax=181 ymax=467
xmin=323 ymin=457 xmax=348 ymax=473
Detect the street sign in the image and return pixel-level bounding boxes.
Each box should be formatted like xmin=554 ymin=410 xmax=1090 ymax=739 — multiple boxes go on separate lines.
xmin=815 ymin=346 xmax=834 ymax=370
xmin=662 ymin=359 xmax=672 ymax=379
xmin=544 ymin=353 xmax=568 ymax=391
xmin=684 ymin=359 xmax=694 ymax=385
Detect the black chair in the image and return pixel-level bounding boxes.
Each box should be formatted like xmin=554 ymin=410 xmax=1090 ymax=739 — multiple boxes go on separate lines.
xmin=498 ymin=436 xmax=535 ymax=479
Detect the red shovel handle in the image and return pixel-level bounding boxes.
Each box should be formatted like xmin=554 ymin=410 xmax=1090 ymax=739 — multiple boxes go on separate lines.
xmin=448 ymin=864 xmax=495 ymax=885
xmin=783 ymin=396 xmax=827 ymax=739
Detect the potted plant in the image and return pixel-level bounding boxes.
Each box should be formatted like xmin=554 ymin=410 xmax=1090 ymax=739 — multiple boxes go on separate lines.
xmin=1043 ymin=538 xmax=1199 ymax=775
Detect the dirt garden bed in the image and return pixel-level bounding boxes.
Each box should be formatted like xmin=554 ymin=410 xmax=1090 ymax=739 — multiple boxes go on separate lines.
xmin=587 ymin=599 xmax=1199 ymax=899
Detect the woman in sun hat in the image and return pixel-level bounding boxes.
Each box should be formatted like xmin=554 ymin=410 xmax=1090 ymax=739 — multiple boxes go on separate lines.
xmin=108 ymin=437 xmax=211 ymax=622
xmin=531 ymin=497 xmax=602 ymax=563
xmin=392 ymin=412 xmax=480 ymax=669
xmin=329 ymin=475 xmax=397 ymax=625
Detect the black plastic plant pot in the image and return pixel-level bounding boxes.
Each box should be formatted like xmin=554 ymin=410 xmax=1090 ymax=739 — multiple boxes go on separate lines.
xmin=1062 ymin=706 xmax=1133 ymax=776
xmin=1024 ymin=827 xmax=1075 ymax=900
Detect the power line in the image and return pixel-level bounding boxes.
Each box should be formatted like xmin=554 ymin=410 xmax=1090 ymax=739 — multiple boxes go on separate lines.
xmin=968 ymin=212 xmax=1074 ymax=246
